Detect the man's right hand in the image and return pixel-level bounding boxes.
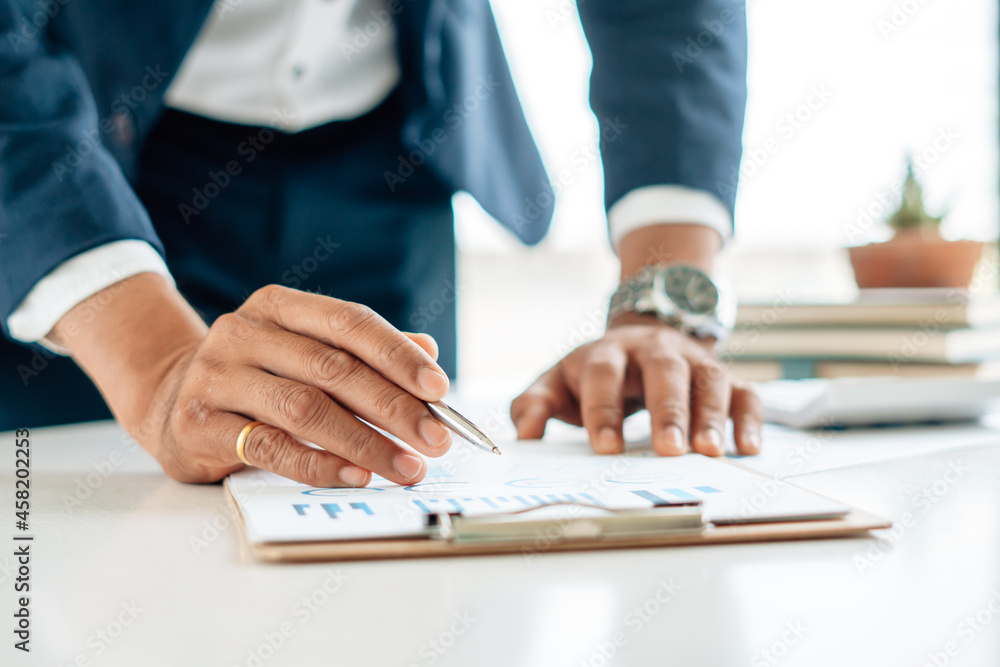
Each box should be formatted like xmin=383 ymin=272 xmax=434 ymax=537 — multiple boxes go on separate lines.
xmin=51 ymin=275 xmax=453 ymax=487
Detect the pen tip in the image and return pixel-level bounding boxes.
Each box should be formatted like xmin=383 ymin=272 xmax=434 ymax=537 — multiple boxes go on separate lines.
xmin=492 ymin=447 xmax=502 ymax=455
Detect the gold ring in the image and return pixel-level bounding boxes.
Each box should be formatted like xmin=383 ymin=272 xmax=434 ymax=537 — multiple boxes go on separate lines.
xmin=236 ymin=421 xmax=266 ymax=465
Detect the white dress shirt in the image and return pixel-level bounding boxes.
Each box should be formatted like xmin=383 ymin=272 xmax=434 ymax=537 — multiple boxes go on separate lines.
xmin=8 ymin=0 xmax=732 ymax=347
xmin=164 ymin=0 xmax=401 ymax=131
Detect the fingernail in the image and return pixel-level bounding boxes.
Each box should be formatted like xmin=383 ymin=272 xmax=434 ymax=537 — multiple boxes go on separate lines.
xmin=418 ymin=367 xmax=449 ymax=396
xmin=419 ymin=417 xmax=452 ymax=449
xmin=660 ymin=426 xmax=687 ymax=456
xmin=743 ymin=431 xmax=761 ymax=455
xmin=393 ymin=453 xmax=424 ymax=481
xmin=596 ymin=427 xmax=619 ymax=453
xmin=698 ymin=428 xmax=724 ymax=456
xmin=339 ymin=466 xmax=370 ymax=487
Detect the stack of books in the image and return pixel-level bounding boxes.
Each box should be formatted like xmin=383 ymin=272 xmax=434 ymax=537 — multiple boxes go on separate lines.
xmin=725 ymin=288 xmax=1000 ymax=381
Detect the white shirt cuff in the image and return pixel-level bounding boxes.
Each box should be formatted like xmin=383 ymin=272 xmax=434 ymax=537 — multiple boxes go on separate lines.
xmin=7 ymin=240 xmax=175 ymax=352
xmin=607 ymin=185 xmax=733 ymax=254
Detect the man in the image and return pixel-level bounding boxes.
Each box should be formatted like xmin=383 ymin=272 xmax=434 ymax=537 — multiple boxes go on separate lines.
xmin=0 ymin=0 xmax=761 ymax=488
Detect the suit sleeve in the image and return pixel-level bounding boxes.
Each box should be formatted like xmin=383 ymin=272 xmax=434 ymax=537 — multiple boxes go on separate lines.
xmin=0 ymin=0 xmax=163 ymax=338
xmin=577 ymin=0 xmax=748 ymax=228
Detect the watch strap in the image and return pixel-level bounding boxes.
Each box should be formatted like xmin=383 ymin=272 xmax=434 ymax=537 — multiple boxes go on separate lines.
xmin=607 ymin=264 xmax=734 ymax=344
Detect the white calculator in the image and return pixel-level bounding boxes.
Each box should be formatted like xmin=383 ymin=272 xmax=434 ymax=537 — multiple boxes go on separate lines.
xmin=755 ymin=376 xmax=1000 ymax=429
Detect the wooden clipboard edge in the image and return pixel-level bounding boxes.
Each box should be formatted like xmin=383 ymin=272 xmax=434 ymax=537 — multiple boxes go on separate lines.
xmin=224 ymin=476 xmax=892 ymax=564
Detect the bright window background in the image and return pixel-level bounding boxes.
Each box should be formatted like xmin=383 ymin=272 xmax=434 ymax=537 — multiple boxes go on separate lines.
xmin=455 ymin=0 xmax=999 ymax=382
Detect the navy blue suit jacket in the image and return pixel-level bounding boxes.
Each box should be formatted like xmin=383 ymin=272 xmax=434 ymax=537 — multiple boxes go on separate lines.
xmin=0 ymin=0 xmax=747 ymax=335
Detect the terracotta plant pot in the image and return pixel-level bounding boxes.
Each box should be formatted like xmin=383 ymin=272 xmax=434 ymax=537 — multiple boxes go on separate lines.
xmin=848 ymin=229 xmax=985 ymax=289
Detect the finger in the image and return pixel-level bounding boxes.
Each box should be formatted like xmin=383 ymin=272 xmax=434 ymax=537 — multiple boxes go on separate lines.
xmin=236 ymin=327 xmax=452 ymax=457
xmin=578 ymin=345 xmax=628 ymax=455
xmin=689 ymin=360 xmax=731 ymax=456
xmin=404 ymin=332 xmax=439 ymax=361
xmin=510 ymin=366 xmax=580 ymax=440
xmin=238 ymin=286 xmax=449 ymax=402
xmin=637 ymin=351 xmax=690 ymax=456
xmin=224 ymin=413 xmax=369 ymax=487
xmin=730 ymin=381 xmax=763 ymax=455
xmin=216 ymin=368 xmax=428 ymax=485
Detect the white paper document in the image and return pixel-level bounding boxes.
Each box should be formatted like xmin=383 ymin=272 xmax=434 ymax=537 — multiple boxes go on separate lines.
xmin=227 ymin=444 xmax=849 ymax=545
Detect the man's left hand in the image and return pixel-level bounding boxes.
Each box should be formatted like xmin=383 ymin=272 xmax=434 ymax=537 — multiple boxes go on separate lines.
xmin=510 ymin=314 xmax=762 ymax=456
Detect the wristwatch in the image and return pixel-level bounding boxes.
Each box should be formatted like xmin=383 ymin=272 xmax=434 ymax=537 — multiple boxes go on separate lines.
xmin=608 ymin=264 xmax=736 ymax=345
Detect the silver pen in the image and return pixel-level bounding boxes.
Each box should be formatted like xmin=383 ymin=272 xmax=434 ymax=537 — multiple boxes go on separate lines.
xmin=425 ymin=400 xmax=502 ymax=455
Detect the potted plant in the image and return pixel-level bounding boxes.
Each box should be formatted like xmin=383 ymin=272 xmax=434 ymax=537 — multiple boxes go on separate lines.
xmin=848 ymin=161 xmax=984 ymax=288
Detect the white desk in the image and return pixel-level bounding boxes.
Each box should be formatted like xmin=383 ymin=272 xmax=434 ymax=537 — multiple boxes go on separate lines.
xmin=3 ymin=409 xmax=1000 ymax=667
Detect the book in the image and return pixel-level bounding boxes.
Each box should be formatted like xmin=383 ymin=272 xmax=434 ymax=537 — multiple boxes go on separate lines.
xmin=737 ymin=289 xmax=1000 ymax=329
xmin=725 ymin=325 xmax=1000 ymax=364
xmin=729 ymin=359 xmax=1000 ymax=382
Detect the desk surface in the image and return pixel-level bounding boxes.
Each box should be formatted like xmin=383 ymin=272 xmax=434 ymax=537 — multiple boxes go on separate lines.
xmin=3 ymin=406 xmax=1000 ymax=667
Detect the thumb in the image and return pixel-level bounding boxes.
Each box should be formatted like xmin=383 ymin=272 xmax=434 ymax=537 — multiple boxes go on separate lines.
xmin=510 ymin=367 xmax=578 ymax=440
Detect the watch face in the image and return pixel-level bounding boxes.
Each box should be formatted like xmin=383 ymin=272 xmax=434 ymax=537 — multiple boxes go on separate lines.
xmin=661 ymin=266 xmax=719 ymax=314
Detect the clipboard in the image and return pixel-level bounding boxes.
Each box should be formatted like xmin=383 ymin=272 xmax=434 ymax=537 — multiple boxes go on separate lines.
xmin=223 ymin=461 xmax=891 ymax=563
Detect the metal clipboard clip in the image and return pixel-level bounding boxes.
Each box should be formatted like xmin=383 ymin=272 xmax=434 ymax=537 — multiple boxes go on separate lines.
xmin=424 ymin=500 xmax=704 ymax=544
